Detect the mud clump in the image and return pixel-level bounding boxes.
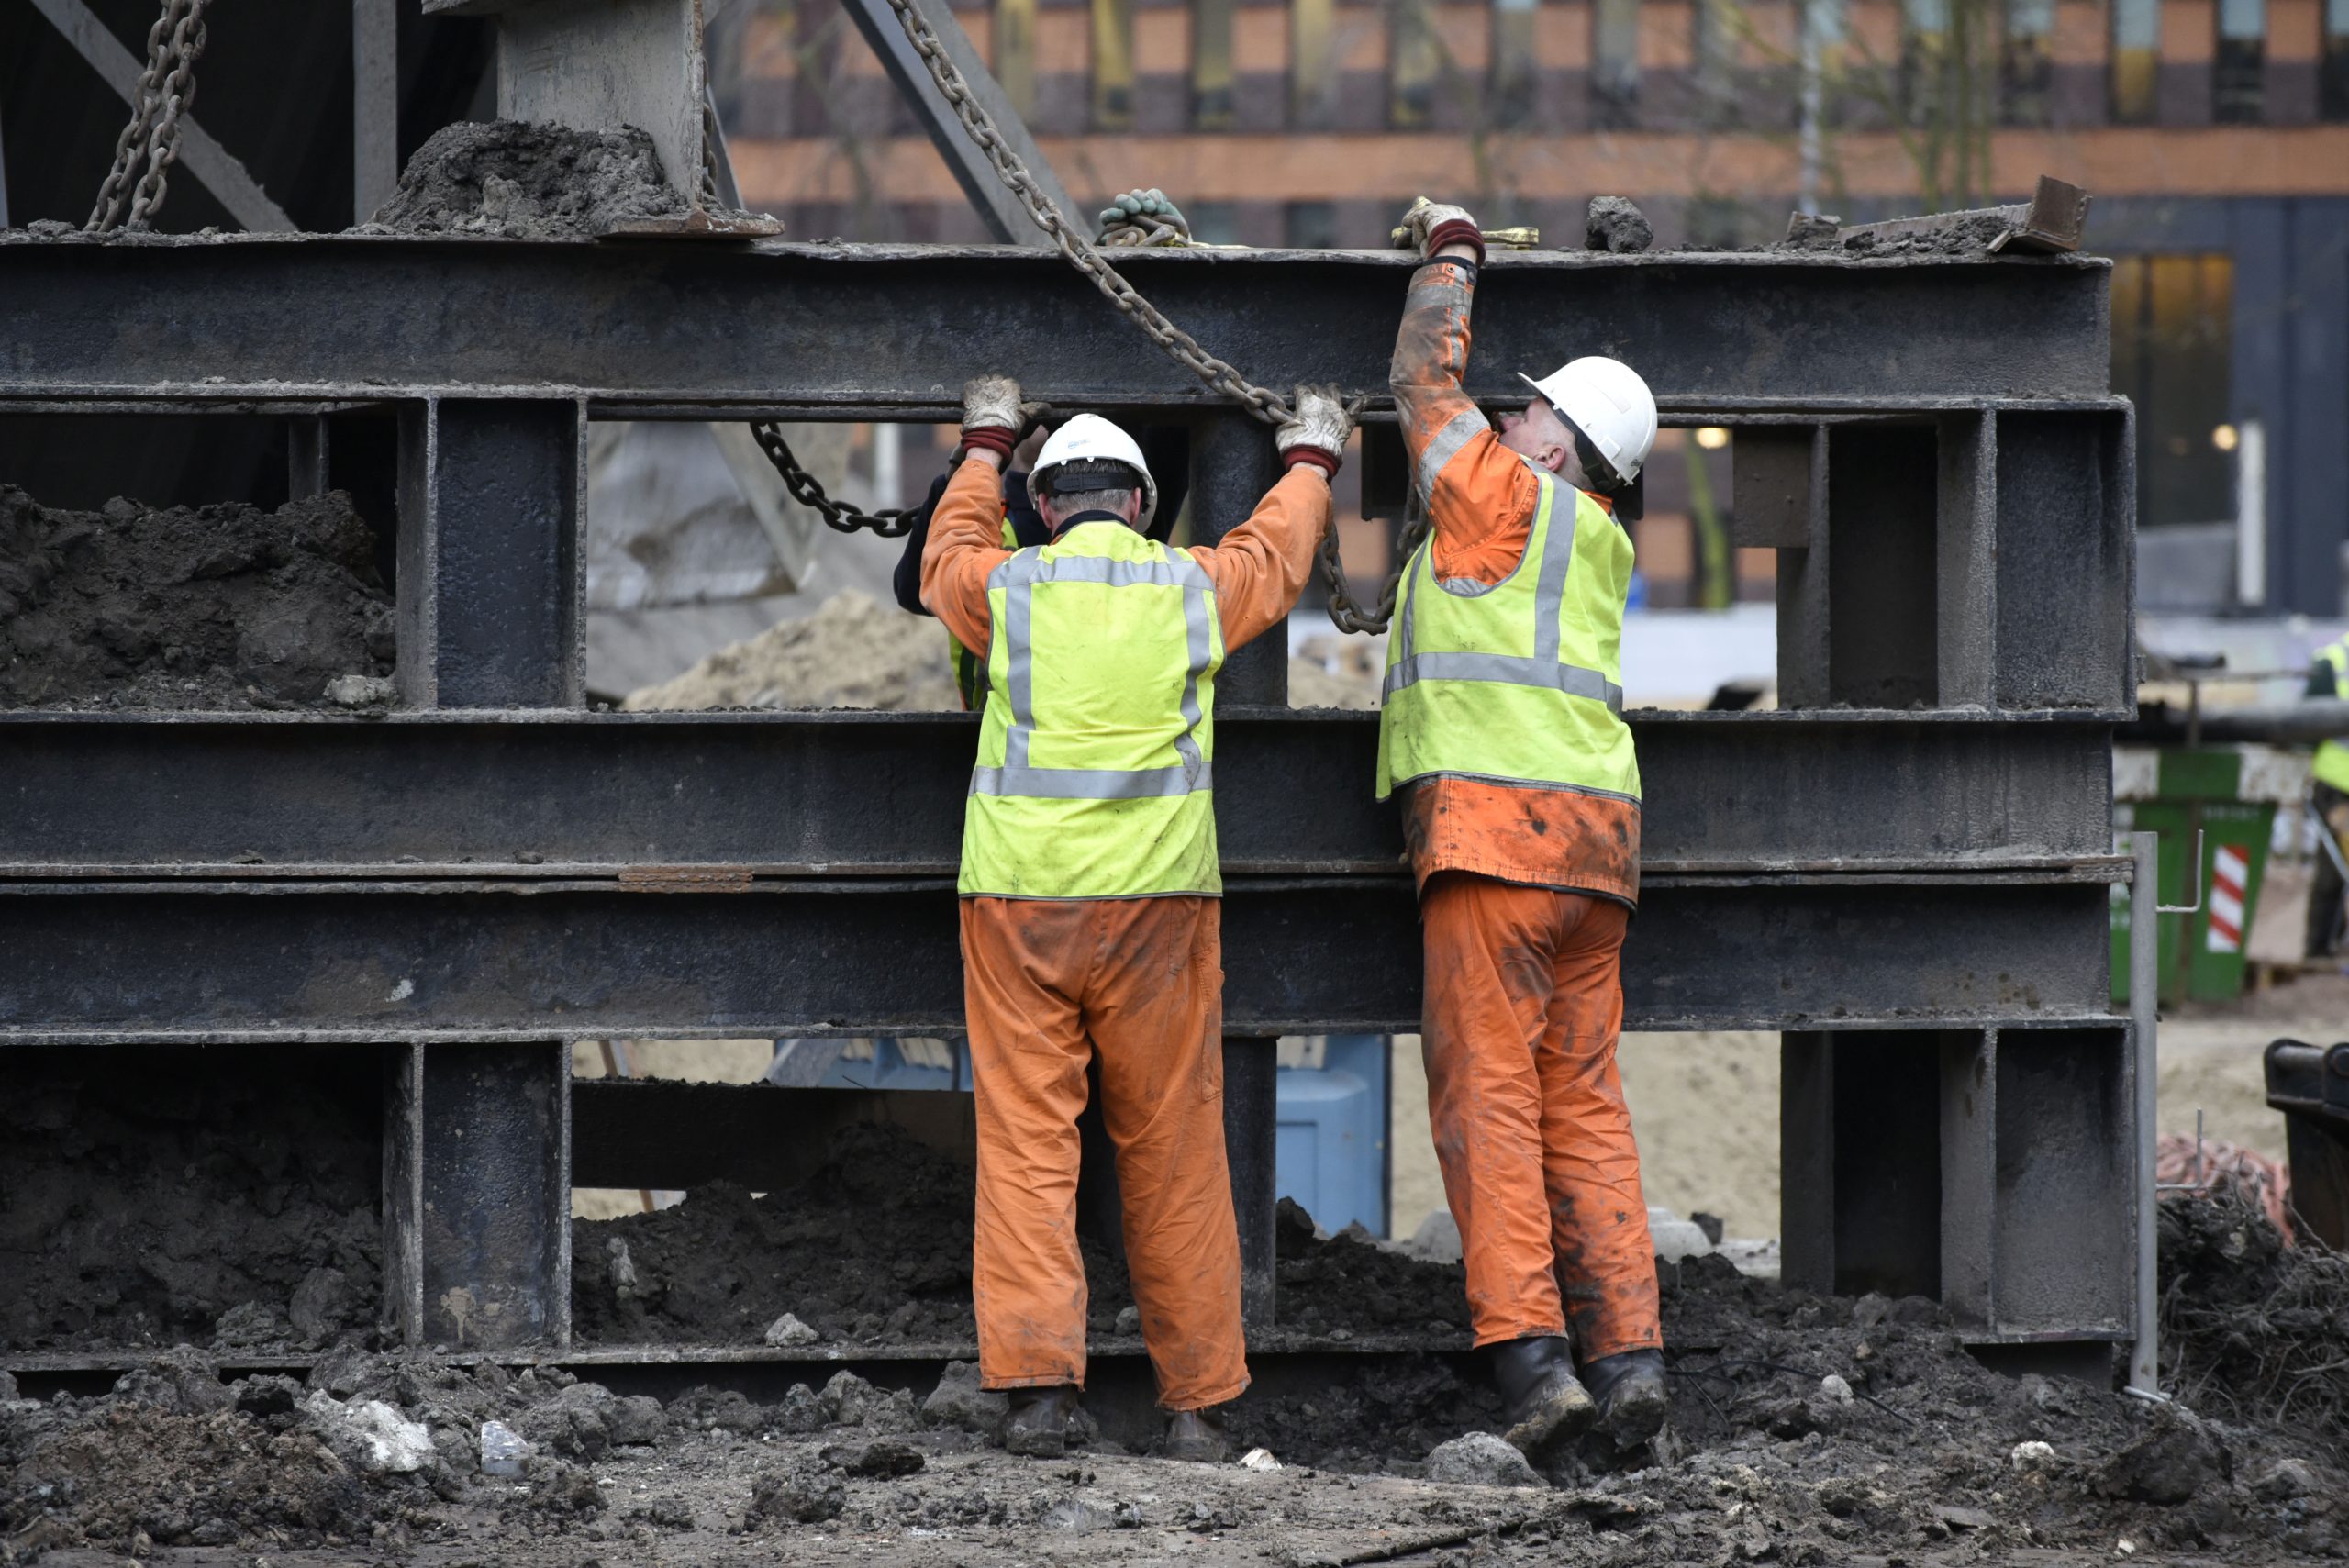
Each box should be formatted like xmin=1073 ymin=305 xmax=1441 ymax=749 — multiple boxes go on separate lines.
xmin=1275 ymin=1197 xmax=1469 ymax=1335
xmin=1585 ymin=195 xmax=1654 ymax=255
xmin=0 ymin=1050 xmax=383 ymax=1352
xmin=367 ymin=120 xmax=686 ymax=239
xmin=0 ymin=484 xmax=394 ymax=709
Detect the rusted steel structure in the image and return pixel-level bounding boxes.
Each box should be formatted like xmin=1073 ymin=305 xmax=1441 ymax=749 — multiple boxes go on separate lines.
xmin=0 ymin=233 xmax=2133 ymax=1374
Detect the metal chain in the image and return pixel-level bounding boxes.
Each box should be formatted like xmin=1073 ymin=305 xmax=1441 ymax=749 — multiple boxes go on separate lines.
xmin=779 ymin=0 xmax=1405 ymax=628
xmin=123 ymin=0 xmax=210 ymax=229
xmin=1320 ymin=500 xmax=1431 ymax=636
xmin=87 ymin=0 xmax=196 ymax=231
xmin=749 ymin=423 xmax=917 ymax=538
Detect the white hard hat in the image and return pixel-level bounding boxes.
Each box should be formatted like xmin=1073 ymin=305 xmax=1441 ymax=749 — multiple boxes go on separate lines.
xmin=1519 ymin=356 xmax=1658 ymax=484
xmin=1027 ymin=413 xmax=1158 ymax=529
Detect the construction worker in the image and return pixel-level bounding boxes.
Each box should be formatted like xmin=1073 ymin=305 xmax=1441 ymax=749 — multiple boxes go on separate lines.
xmin=892 ymin=423 xmax=1191 ymax=709
xmin=1380 ymin=197 xmax=1668 ymax=1454
xmin=922 ymin=376 xmax=1350 ymax=1462
xmin=2304 ymin=634 xmax=2349 ymax=954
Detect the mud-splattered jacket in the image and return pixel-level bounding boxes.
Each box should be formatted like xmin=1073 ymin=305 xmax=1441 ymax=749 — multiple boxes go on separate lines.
xmin=1390 ymin=255 xmax=1640 ymax=908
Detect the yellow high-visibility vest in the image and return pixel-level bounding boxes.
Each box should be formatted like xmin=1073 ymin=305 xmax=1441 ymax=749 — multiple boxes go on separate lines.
xmin=959 ymin=520 xmax=1223 ymax=898
xmin=948 ymin=513 xmax=1025 ymax=710
xmin=2314 ymin=639 xmax=2349 ymax=793
xmin=1376 ymin=473 xmax=1640 ymax=805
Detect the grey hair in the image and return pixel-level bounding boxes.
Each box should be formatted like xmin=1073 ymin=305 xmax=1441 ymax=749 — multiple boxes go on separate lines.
xmin=1043 ymin=485 xmax=1139 ymax=521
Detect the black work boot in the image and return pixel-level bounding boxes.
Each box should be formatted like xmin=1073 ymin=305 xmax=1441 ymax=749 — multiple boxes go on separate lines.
xmin=1002 ymin=1385 xmax=1081 ymax=1458
xmin=1163 ymin=1406 xmax=1230 ymax=1463
xmin=1489 ymin=1335 xmax=1597 ymax=1454
xmin=1582 ymin=1348 xmax=1669 ymax=1447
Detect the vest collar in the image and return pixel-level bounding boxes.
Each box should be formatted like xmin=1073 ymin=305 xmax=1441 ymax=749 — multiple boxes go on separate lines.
xmin=1050 ymin=510 xmax=1133 ymax=539
xmin=1510 ymin=451 xmax=1614 ymax=515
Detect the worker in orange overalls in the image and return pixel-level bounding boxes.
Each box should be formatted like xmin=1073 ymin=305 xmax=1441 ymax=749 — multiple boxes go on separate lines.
xmin=923 ymin=375 xmax=1349 ymax=1462
xmin=1380 ymin=198 xmax=1668 ymax=1453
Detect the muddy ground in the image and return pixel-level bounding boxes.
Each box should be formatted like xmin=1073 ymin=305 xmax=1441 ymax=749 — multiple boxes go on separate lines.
xmin=572 ymin=1125 xmax=1469 ymax=1347
xmin=6 ymin=1191 xmax=2346 ymax=1565
xmin=0 ymin=484 xmax=394 ymax=709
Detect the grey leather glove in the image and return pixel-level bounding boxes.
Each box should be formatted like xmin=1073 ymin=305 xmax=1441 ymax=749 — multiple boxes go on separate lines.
xmin=1275 ymin=384 xmax=1352 ymax=477
xmin=1392 ymin=196 xmax=1483 ymax=264
xmin=961 ymin=375 xmax=1025 ymax=460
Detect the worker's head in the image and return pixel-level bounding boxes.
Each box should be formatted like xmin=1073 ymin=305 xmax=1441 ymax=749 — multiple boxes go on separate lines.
xmin=1027 ymin=414 xmax=1159 ymax=535
xmin=1506 ymin=357 xmax=1657 ymax=509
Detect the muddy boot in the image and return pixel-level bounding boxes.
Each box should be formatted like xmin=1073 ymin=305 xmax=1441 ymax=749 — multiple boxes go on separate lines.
xmin=1582 ymin=1348 xmax=1669 ymax=1447
xmin=1002 ymin=1385 xmax=1081 ymax=1458
xmin=1163 ymin=1407 xmax=1230 ymax=1463
xmin=1491 ymin=1335 xmax=1596 ymax=1454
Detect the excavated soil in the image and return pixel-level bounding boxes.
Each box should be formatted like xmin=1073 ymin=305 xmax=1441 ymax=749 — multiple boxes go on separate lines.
xmin=0 ymin=1049 xmax=384 ymax=1354
xmin=365 ymin=120 xmax=688 ymax=239
xmin=571 ymin=1125 xmax=1468 ymax=1348
xmin=0 ymin=484 xmax=395 ymax=709
xmin=623 ymin=590 xmax=964 ymax=712
xmin=8 ymin=1199 xmax=2347 ymax=1563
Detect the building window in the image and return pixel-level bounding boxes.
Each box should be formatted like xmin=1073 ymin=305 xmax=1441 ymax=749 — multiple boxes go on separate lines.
xmin=1593 ymin=0 xmax=1641 ymax=127
xmin=1493 ymin=0 xmax=1539 ymax=124
xmin=2110 ymin=0 xmax=2157 ymax=121
xmin=2109 ymin=255 xmax=2235 ymax=530
xmin=994 ymin=0 xmax=1039 ymax=119
xmin=2215 ymin=0 xmax=2266 ymax=121
xmin=1285 ymin=201 xmax=1339 ymax=249
xmin=1291 ymin=0 xmax=1337 ymax=127
xmin=2327 ymin=0 xmax=2349 ymax=118
xmin=1187 ymin=201 xmax=1241 ymax=244
xmin=1193 ymin=0 xmax=1236 ymax=129
xmin=1092 ymin=0 xmax=1136 ymax=129
xmin=1391 ymin=0 xmax=1442 ymax=128
xmin=2000 ymin=0 xmax=2053 ymax=124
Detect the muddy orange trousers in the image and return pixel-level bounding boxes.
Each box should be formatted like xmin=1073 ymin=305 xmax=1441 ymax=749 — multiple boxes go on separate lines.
xmin=1420 ymin=872 xmax=1661 ymax=1360
xmin=960 ymin=895 xmax=1249 ymax=1411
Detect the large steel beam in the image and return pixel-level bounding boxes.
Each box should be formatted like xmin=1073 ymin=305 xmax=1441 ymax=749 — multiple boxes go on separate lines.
xmin=0 ymin=874 xmax=2116 ymax=1041
xmin=0 ymin=239 xmax=2113 ymax=412
xmin=0 ymin=711 xmax=2114 ymax=875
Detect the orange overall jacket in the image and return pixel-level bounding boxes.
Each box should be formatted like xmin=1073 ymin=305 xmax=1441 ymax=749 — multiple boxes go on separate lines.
xmin=1392 ymin=256 xmax=1660 ymax=1361
xmin=922 ymin=451 xmax=1331 ymax=1407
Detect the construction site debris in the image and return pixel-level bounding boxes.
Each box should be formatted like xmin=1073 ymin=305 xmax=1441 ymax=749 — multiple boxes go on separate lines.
xmin=2160 ymin=1185 xmax=2349 ymax=1440
xmin=0 ymin=485 xmax=395 ymax=709
xmin=0 ymin=1050 xmax=383 ymax=1353
xmin=1426 ymin=1431 xmax=1542 ymax=1487
xmin=1585 ymin=196 xmax=1654 ymax=255
xmin=364 ymin=120 xmax=686 ymax=239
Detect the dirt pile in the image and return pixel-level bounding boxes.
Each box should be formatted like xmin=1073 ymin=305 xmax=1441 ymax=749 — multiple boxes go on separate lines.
xmin=2161 ymin=1187 xmax=2349 ymax=1442
xmin=623 ymin=589 xmax=963 ymax=711
xmin=0 ymin=1050 xmax=383 ymax=1353
xmin=0 ymin=484 xmax=395 ymax=709
xmin=365 ymin=120 xmax=688 ymax=239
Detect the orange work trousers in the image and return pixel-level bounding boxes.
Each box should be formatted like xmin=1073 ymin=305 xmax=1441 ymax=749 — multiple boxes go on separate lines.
xmin=960 ymin=895 xmax=1249 ymax=1411
xmin=1420 ymin=871 xmax=1661 ymax=1360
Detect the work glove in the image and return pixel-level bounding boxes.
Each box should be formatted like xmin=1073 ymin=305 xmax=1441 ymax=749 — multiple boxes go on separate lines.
xmin=1275 ymin=384 xmax=1352 ymax=478
xmin=1097 ymin=189 xmax=1191 ymax=249
xmin=1392 ymin=196 xmax=1483 ymax=266
xmin=960 ymin=375 xmax=1030 ymax=462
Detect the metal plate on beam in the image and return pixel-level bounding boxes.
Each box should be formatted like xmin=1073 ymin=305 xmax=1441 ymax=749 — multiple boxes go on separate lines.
xmin=0 ymin=711 xmax=2114 ymax=876
xmin=0 ymin=239 xmax=2114 ymax=409
xmin=0 ymin=875 xmax=2113 ymax=1040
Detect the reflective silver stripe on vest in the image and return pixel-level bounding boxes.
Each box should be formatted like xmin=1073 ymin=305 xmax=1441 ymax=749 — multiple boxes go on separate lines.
xmin=980 ymin=537 xmax=1216 ymax=800
xmin=1382 ymin=650 xmax=1623 ymax=713
xmin=1415 ymin=406 xmax=1488 ymax=506
xmin=969 ymin=762 xmax=1213 ymax=799
xmin=1388 ymin=476 xmax=1621 ymax=713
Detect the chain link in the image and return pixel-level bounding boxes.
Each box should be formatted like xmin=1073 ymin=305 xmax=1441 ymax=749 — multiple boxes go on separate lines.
xmin=1319 ymin=500 xmax=1431 ymax=636
xmin=749 ymin=422 xmax=917 ymax=538
xmin=88 ymin=0 xmax=195 ymax=231
xmin=123 ymin=0 xmax=209 ymax=229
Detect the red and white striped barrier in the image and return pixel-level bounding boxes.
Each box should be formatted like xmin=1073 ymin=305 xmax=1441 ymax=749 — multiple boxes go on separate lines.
xmin=2206 ymin=843 xmax=2250 ymax=953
